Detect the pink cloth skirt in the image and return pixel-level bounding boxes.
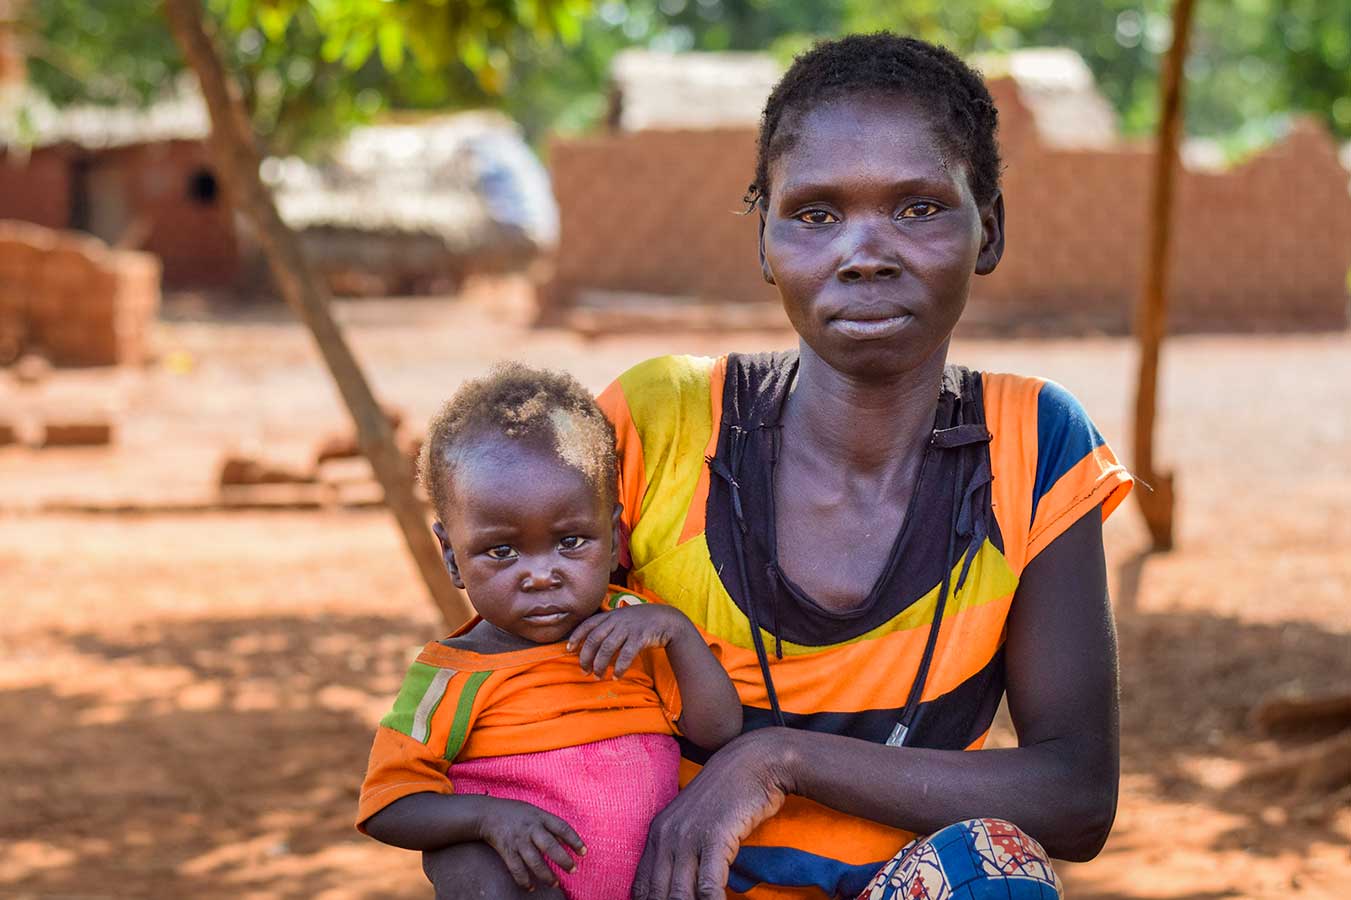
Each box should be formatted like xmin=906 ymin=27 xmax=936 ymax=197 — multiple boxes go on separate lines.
xmin=448 ymin=732 xmax=680 ymax=900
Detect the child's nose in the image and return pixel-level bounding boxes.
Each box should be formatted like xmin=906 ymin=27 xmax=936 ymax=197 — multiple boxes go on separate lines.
xmin=519 ymin=561 xmax=562 ymax=591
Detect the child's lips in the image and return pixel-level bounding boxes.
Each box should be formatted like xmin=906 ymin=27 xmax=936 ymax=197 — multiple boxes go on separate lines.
xmin=522 ymin=608 xmax=570 ymax=625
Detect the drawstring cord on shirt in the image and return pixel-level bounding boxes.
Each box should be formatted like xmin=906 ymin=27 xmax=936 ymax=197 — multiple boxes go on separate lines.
xmin=706 ymin=400 xmax=993 ymax=743
xmin=896 ymin=423 xmax=993 ymax=744
xmin=707 ymin=425 xmax=786 ymax=726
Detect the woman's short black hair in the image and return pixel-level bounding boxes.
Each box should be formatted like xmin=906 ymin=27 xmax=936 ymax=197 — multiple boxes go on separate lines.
xmin=746 ymin=32 xmax=1001 ymax=209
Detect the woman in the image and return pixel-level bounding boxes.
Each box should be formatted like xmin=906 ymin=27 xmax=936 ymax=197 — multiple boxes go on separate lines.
xmin=426 ymin=32 xmax=1131 ymax=900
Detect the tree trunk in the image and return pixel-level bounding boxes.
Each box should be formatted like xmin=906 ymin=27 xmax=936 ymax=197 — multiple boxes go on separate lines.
xmin=163 ymin=0 xmax=472 ymax=629
xmin=1131 ymin=0 xmax=1197 ymax=552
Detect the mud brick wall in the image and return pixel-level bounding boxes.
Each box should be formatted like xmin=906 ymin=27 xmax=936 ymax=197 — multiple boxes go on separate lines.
xmin=978 ymin=114 xmax=1351 ymax=333
xmin=89 ymin=141 xmax=240 ymax=288
xmin=547 ymin=85 xmax=1351 ymax=334
xmin=0 ymin=147 xmax=72 ymax=231
xmin=548 ymin=128 xmax=778 ymax=309
xmin=0 ymin=220 xmax=160 ymax=366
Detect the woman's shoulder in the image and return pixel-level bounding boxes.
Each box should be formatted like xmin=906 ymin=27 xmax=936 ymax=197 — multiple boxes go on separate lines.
xmin=606 ymin=354 xmax=722 ymax=399
xmin=598 ymin=354 xmax=727 ymax=433
xmin=977 ymin=370 xmax=1100 ymax=435
xmin=975 ymin=369 xmax=1132 ymax=563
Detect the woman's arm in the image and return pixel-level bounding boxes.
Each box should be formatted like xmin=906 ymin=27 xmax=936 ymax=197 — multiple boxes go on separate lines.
xmin=632 ymin=509 xmax=1119 ymax=900
xmin=785 ymin=507 xmax=1119 ymax=856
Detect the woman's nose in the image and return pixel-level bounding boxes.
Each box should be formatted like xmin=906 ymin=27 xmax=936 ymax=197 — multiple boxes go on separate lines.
xmin=838 ymin=219 xmax=902 ymax=282
xmin=838 ymin=257 xmax=900 ymax=283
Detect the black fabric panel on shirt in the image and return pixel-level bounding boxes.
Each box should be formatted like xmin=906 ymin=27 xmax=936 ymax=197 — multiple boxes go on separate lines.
xmin=676 ymin=648 xmax=1008 ymax=765
xmin=703 ymin=351 xmax=1004 ymax=648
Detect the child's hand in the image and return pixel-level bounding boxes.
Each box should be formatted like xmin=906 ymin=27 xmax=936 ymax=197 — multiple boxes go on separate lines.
xmin=567 ymin=604 xmax=690 ymax=678
xmin=477 ymin=797 xmax=585 ymax=890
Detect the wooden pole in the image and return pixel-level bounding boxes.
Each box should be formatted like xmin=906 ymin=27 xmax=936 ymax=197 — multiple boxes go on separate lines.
xmin=163 ymin=0 xmax=472 ymax=628
xmin=1132 ymin=0 xmax=1197 ymax=552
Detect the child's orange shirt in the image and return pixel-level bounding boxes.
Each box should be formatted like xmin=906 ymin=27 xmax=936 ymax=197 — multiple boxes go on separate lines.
xmin=357 ymin=588 xmax=681 ymax=829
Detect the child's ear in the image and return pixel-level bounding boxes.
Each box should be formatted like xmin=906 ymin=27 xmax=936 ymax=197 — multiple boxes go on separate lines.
xmin=974 ymin=190 xmax=1006 ymax=276
xmin=758 ymin=211 xmax=776 ymax=285
xmin=432 ymin=521 xmax=466 ymax=589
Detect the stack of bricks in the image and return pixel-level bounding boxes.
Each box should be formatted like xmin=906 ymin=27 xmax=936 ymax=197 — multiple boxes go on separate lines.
xmin=0 ymin=220 xmax=160 ymax=366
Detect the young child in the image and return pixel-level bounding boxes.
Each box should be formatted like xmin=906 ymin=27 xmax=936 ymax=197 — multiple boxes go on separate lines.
xmin=357 ymin=363 xmax=742 ymax=900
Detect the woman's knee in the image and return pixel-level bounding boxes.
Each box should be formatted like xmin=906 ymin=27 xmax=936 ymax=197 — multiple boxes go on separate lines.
xmin=421 ymin=842 xmax=565 ymax=900
xmin=863 ymin=818 xmax=1060 ymax=900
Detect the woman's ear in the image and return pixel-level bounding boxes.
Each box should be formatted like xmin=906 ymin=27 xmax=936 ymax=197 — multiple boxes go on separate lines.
xmin=975 ymin=190 xmax=1006 ymax=276
xmin=758 ymin=212 xmax=776 ymax=285
xmin=432 ymin=521 xmax=465 ymax=589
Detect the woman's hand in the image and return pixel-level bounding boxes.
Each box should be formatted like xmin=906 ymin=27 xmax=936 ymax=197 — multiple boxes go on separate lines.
xmin=632 ymin=728 xmax=794 ymax=900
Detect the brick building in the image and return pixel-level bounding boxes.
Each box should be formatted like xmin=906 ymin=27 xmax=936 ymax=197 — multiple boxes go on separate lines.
xmin=546 ymin=49 xmax=1351 ymax=333
xmin=0 ymin=84 xmax=241 ymax=290
xmin=0 ymin=4 xmax=553 ymax=297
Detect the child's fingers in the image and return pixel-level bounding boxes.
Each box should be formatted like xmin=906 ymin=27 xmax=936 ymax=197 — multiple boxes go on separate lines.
xmin=544 ymin=814 xmax=587 ymax=855
xmin=516 ymin=838 xmax=558 ymax=886
xmin=590 ymin=631 xmax=629 ymax=678
xmin=575 ymin=620 xmax=615 ymax=673
xmin=533 ymin=828 xmax=578 ymax=873
xmin=496 ymin=846 xmax=535 ymax=891
xmin=566 ymin=614 xmax=605 ymax=653
xmin=611 ymin=640 xmax=645 ymax=678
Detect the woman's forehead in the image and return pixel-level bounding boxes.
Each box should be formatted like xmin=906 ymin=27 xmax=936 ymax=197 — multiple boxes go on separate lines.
xmin=769 ymin=94 xmax=964 ymax=196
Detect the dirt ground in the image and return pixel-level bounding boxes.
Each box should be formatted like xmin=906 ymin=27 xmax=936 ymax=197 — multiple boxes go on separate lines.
xmin=2 ymin=286 xmax=1349 ymax=899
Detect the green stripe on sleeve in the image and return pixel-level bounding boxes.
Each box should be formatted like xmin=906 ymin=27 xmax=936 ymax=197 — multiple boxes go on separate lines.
xmin=443 ymin=670 xmax=492 ymax=762
xmin=380 ymin=661 xmax=450 ymax=741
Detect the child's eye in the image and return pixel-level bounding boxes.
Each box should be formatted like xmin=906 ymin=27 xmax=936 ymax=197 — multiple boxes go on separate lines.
xmin=485 ymin=545 xmax=517 ymax=561
xmin=898 ymin=202 xmax=942 ymax=219
xmin=795 ymin=209 xmax=839 ymax=225
xmin=558 ymin=536 xmax=588 ymax=551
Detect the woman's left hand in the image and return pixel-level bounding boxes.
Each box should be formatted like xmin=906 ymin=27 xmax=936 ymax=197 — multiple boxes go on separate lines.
xmin=631 ymin=728 xmax=793 ymax=900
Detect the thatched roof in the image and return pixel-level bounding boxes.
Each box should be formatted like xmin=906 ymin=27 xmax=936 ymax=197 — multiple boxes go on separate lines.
xmin=609 ymin=49 xmax=780 ymax=131
xmin=266 ymin=112 xmax=557 ymax=250
xmin=973 ymin=48 xmax=1119 ymax=149
xmin=0 ymin=82 xmax=209 ymax=150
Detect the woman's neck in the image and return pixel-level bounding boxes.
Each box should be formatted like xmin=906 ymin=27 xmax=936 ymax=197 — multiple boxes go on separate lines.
xmin=783 ymin=338 xmax=950 ymax=475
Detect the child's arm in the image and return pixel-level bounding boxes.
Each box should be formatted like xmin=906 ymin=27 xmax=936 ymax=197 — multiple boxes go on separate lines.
xmin=567 ymin=606 xmax=743 ymax=749
xmin=363 ymin=792 xmax=585 ymax=890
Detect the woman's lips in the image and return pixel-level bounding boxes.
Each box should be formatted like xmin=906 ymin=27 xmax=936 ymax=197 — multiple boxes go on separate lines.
xmin=829 ymin=313 xmax=912 ymax=340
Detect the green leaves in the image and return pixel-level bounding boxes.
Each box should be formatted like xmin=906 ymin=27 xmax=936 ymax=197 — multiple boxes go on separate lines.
xmin=20 ymin=0 xmax=1351 ymax=158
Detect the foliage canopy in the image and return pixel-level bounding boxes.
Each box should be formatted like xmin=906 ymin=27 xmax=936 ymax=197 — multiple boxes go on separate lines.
xmin=21 ymin=0 xmax=1351 ymax=156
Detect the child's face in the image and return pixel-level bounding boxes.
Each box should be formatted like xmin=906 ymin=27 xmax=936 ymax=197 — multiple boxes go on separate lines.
xmin=759 ymin=94 xmax=1003 ymax=380
xmin=435 ymin=435 xmax=619 ymax=645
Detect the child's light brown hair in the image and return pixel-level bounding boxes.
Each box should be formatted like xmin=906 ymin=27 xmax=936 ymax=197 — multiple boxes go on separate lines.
xmin=418 ymin=363 xmax=618 ymax=520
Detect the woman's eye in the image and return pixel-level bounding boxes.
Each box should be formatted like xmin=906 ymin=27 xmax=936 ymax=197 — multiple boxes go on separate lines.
xmin=795 ymin=209 xmax=839 ymax=225
xmin=899 ymin=202 xmax=941 ymax=219
xmin=485 ymin=546 xmax=517 ymax=561
xmin=559 ymin=536 xmax=587 ymax=551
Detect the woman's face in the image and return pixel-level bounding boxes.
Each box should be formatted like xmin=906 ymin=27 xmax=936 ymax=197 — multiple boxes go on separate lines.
xmin=759 ymin=94 xmax=1004 ymax=380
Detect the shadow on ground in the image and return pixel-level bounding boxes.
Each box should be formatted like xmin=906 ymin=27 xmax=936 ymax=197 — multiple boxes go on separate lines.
xmin=3 ymin=595 xmax=1348 ymax=897
xmin=1 ymin=613 xmax=432 ymax=897
xmin=1114 ymin=602 xmax=1351 ymax=855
